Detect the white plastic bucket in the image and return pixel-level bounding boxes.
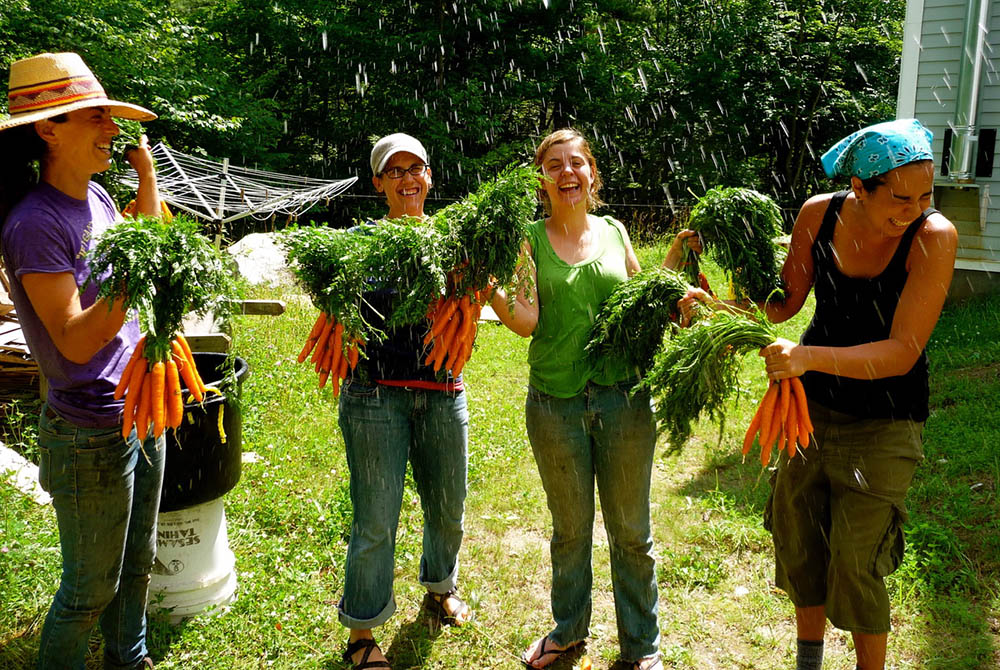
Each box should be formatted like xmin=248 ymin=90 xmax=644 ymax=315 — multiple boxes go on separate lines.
xmin=148 ymin=497 xmax=237 ymax=622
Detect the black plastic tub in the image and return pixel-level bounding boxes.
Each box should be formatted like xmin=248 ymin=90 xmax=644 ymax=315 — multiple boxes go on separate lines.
xmin=159 ymin=352 xmax=249 ymax=513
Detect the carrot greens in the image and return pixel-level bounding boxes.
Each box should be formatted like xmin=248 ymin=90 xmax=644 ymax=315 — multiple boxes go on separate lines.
xmin=585 ymin=268 xmax=689 ymax=376
xmin=685 ymin=186 xmax=786 ymax=303
xmin=639 ymin=307 xmax=776 ymax=449
xmin=85 ymin=214 xmax=239 ymax=364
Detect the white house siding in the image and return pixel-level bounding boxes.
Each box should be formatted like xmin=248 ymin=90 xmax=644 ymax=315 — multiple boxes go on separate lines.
xmin=911 ymin=0 xmax=1000 ymax=268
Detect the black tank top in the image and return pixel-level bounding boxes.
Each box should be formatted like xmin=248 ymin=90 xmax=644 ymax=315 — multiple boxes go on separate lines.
xmin=800 ymin=191 xmax=935 ymax=421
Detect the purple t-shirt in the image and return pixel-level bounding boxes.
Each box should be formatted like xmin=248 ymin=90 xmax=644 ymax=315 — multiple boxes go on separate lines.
xmin=1 ymin=181 xmax=140 ymax=428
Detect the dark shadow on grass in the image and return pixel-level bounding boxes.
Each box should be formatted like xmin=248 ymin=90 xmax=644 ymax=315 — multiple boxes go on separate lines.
xmin=321 ymin=607 xmax=446 ymax=670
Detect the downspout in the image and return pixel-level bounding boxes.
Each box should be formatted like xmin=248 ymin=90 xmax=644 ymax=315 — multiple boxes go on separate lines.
xmin=949 ymin=0 xmax=992 ymax=182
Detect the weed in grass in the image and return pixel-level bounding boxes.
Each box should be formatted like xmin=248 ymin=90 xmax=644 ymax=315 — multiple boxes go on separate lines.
xmin=657 ymin=545 xmax=726 ymax=591
xmin=0 ymin=399 xmax=41 ymax=461
xmin=893 ymin=517 xmax=976 ymax=596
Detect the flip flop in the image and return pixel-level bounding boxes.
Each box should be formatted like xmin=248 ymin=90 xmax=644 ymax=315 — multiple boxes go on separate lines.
xmin=342 ymin=637 xmax=391 ymax=670
xmin=423 ymin=589 xmax=472 ymax=626
xmin=521 ymin=635 xmax=583 ymax=668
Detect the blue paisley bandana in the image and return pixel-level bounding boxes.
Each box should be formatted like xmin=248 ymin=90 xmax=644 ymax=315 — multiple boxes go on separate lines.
xmin=821 ymin=118 xmax=934 ymax=179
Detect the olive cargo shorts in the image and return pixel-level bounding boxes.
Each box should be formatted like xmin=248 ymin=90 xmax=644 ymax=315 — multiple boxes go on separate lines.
xmin=764 ymin=401 xmax=924 ymax=634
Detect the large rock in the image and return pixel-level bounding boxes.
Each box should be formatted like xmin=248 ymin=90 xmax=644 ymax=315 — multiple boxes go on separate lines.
xmin=227 ymin=232 xmax=295 ymax=288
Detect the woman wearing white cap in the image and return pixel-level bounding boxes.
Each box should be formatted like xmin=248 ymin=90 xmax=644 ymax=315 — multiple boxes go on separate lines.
xmin=681 ymin=119 xmax=957 ymax=670
xmin=338 ymin=133 xmax=471 ymax=670
xmin=0 ymin=53 xmax=163 ymax=669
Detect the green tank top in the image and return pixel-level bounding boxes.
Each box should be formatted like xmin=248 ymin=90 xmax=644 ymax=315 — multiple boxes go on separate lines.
xmin=527 ymin=215 xmax=634 ymax=397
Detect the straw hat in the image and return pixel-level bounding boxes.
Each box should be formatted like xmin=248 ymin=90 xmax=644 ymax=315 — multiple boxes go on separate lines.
xmin=0 ymin=52 xmax=156 ymax=132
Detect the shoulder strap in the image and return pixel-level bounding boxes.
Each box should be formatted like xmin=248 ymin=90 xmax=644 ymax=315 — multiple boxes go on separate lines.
xmin=817 ymin=191 xmax=850 ymax=242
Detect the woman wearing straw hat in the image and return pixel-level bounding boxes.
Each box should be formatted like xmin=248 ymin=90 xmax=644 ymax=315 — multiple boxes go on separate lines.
xmin=680 ymin=118 xmax=957 ymax=670
xmin=0 ymin=52 xmax=164 ymax=670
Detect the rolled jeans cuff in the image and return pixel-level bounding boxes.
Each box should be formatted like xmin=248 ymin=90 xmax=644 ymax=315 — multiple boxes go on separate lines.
xmin=338 ymin=594 xmax=396 ymax=630
xmin=420 ymin=560 xmax=459 ymax=594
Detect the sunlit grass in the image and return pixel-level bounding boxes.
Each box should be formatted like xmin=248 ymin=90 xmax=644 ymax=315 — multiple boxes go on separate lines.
xmin=0 ymin=253 xmax=997 ymax=668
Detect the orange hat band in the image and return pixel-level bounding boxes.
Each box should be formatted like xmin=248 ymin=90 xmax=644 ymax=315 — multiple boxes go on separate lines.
xmin=8 ymin=75 xmax=105 ymax=115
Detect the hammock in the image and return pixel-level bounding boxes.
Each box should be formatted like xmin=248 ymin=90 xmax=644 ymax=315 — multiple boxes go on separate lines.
xmin=121 ymin=143 xmax=358 ymax=224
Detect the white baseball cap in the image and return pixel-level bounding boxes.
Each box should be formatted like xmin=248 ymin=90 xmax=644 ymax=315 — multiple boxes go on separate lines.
xmin=370 ymin=133 xmax=428 ymax=175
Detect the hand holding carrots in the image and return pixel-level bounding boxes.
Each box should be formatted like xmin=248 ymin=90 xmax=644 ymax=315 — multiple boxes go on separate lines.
xmin=297 ymin=311 xmax=364 ymax=397
xmin=743 ymin=375 xmax=814 ymax=466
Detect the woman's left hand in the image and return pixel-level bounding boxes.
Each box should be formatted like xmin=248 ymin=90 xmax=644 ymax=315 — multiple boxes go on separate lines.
xmin=759 ymin=337 xmax=809 ymax=380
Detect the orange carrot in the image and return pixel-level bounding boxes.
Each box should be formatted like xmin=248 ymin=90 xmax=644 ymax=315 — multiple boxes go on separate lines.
xmin=766 ymin=391 xmax=784 ymax=453
xmin=743 ymin=394 xmax=766 ymax=456
xmin=171 ymin=340 xmax=204 ymax=402
xmin=150 ymin=361 xmax=166 ymax=438
xmin=298 ymin=312 xmax=328 ymax=363
xmin=331 ymin=322 xmax=344 ymax=364
xmin=311 ymin=316 xmax=335 ymax=365
xmin=431 ymin=298 xmax=460 ymax=335
xmin=336 ymin=348 xmax=349 ymax=382
xmin=347 ymin=342 xmax=360 ymax=370
xmin=786 ymin=398 xmax=799 ymax=458
xmin=790 ymin=377 xmax=814 ymax=439
xmin=756 ymin=382 xmax=779 ymax=449
xmin=451 ymin=336 xmax=472 ymax=377
xmin=778 ymin=378 xmax=791 ymax=433
xmin=175 ymin=335 xmax=206 ymax=393
xmin=434 ymin=315 xmax=462 ymax=372
xmin=165 ymin=359 xmax=183 ymax=429
xmin=760 ymin=438 xmax=773 ymax=467
xmin=121 ymin=359 xmax=147 ymax=439
xmin=114 ymin=337 xmax=146 ymax=400
xmin=135 ymin=377 xmax=152 ymax=440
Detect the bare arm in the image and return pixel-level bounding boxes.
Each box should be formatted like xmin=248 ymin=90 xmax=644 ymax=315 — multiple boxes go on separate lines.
xmin=21 ymin=271 xmax=128 ymax=364
xmin=620 ymin=223 xmax=642 ymax=277
xmin=762 ymin=212 xmax=958 ymax=380
xmin=490 ymin=242 xmax=539 ymax=338
xmin=763 ymin=195 xmax=825 ymax=323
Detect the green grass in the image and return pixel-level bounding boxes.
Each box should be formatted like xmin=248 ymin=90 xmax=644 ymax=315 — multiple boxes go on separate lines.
xmin=1 ymin=252 xmax=998 ymax=669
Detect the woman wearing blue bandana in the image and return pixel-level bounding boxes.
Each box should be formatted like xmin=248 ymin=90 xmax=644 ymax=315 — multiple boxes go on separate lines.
xmin=680 ymin=118 xmax=957 ymax=670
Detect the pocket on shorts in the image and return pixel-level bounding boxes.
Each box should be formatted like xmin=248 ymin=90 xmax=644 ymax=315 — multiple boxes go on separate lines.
xmin=872 ymin=504 xmax=907 ymax=578
xmin=762 ymin=468 xmax=778 ymax=534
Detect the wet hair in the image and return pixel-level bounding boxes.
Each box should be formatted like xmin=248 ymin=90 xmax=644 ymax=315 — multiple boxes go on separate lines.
xmin=0 ymin=114 xmax=67 ymax=226
xmin=859 ymin=159 xmax=933 ymax=193
xmin=533 ymin=128 xmax=604 ymax=214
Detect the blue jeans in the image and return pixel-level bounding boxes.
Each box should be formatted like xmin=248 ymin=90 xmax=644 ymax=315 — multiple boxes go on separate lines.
xmin=337 ymin=381 xmax=468 ymax=629
xmin=36 ymin=405 xmax=165 ymax=670
xmin=525 ymin=382 xmax=659 ymax=662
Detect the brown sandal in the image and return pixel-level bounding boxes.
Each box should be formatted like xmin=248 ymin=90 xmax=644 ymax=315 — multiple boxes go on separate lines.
xmin=342 ymin=637 xmax=391 ymax=670
xmin=423 ymin=589 xmax=472 ymax=626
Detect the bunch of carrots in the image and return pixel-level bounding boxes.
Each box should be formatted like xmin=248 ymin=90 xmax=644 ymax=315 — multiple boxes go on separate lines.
xmin=423 ymin=287 xmax=488 ymax=378
xmin=116 ymin=334 xmax=207 ymax=440
xmin=297 ymin=312 xmax=364 ymax=396
xmin=743 ymin=376 xmax=814 ymax=466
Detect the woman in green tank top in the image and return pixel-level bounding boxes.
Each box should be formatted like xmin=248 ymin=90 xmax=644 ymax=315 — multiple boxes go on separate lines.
xmin=490 ymin=129 xmax=662 ymax=670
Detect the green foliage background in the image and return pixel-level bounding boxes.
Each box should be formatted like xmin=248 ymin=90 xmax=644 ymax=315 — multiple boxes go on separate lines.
xmin=0 ymin=0 xmax=903 ymax=228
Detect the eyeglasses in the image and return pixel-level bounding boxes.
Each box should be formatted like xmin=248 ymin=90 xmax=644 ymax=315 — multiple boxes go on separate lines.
xmin=380 ymin=164 xmax=430 ymax=179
